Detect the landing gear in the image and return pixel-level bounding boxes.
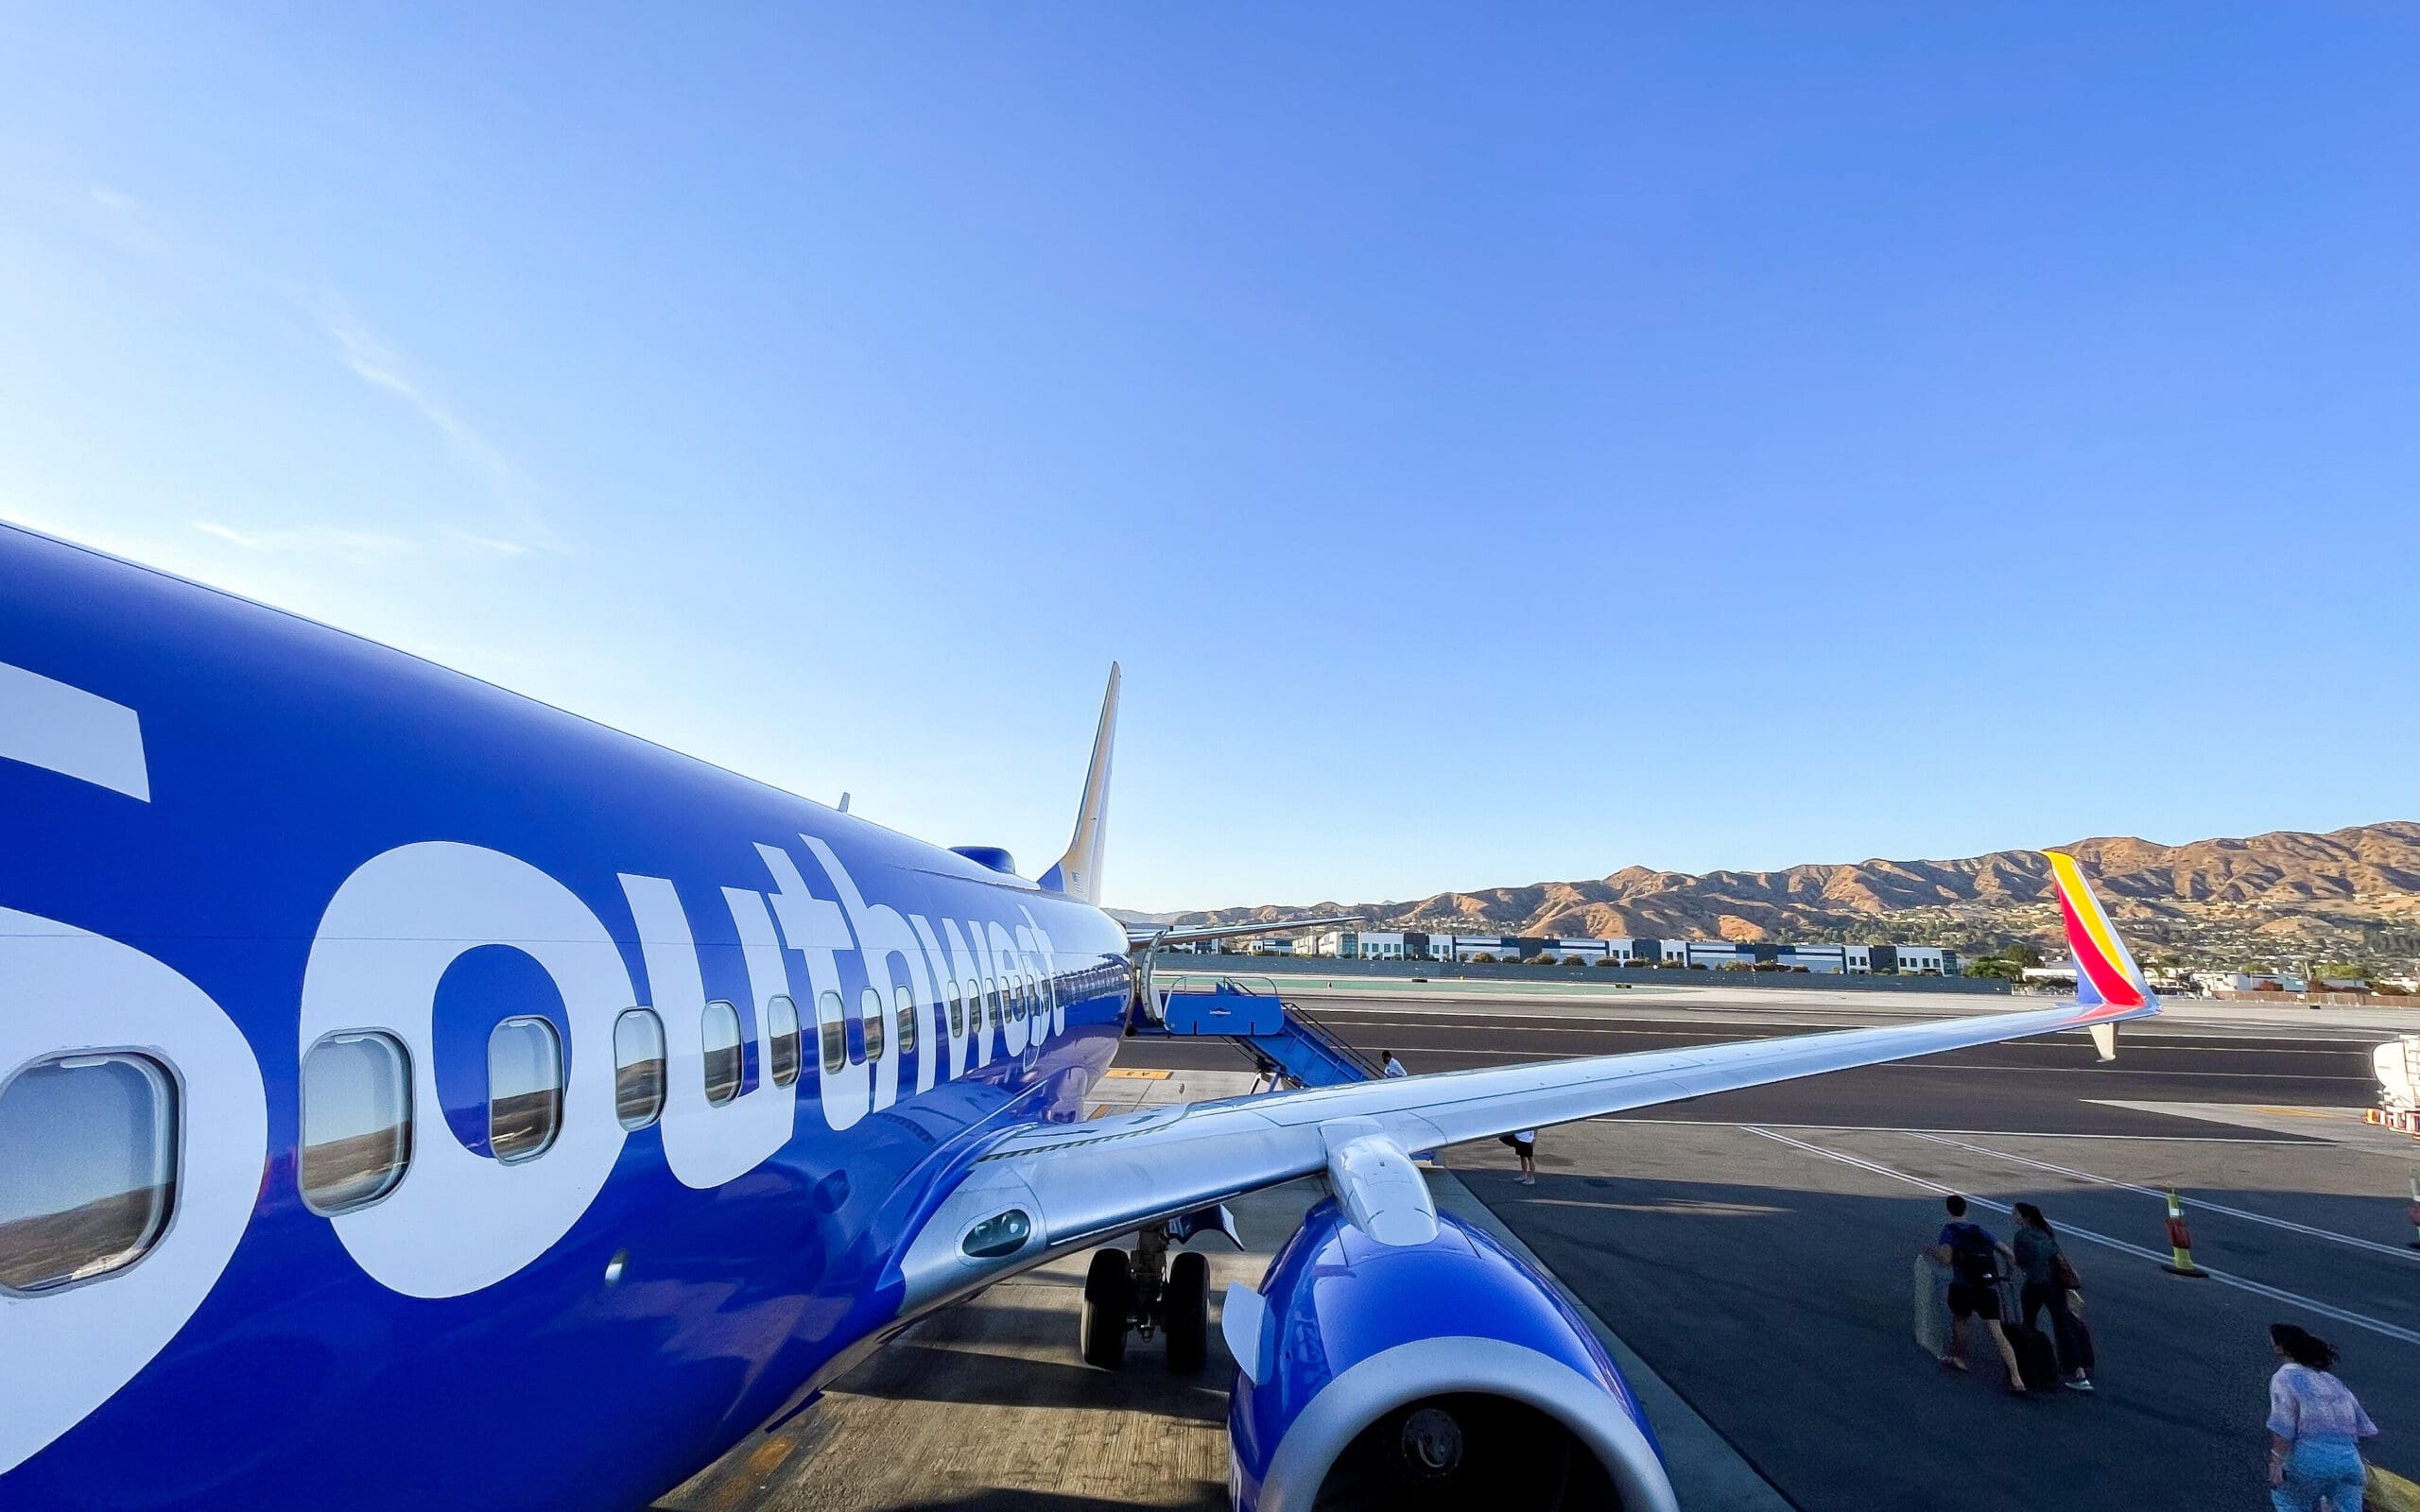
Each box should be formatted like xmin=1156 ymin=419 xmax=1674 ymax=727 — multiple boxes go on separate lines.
xmin=1078 ymin=1227 xmax=1213 ymax=1373
xmin=1166 ymin=1249 xmax=1209 ymax=1373
xmin=1080 ymin=1247 xmax=1133 ymax=1368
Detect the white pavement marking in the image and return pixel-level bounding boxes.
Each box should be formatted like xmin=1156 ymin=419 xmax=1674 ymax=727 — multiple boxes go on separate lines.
xmin=1598 ymin=1117 xmax=2318 ymax=1145
xmin=1322 ymin=1014 xmax=2377 ymax=1052
xmin=0 ymin=662 xmax=148 ymax=799
xmin=1905 ymin=1131 xmax=2420 ymax=1265
xmin=1399 ymin=1045 xmax=2368 ymax=1079
xmin=1742 ymin=1125 xmax=2420 ymax=1349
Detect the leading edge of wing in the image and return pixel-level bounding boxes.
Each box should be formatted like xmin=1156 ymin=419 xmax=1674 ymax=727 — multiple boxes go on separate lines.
xmin=1125 ymin=915 xmax=1365 ymax=951
xmin=889 ymin=993 xmax=2153 ymax=1316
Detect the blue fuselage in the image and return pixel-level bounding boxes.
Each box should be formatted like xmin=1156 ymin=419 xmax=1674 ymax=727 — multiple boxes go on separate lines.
xmin=0 ymin=524 xmax=1131 ymax=1511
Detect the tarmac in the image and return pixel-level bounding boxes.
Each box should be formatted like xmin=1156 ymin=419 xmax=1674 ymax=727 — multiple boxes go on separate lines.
xmin=655 ymin=980 xmax=2420 ymax=1511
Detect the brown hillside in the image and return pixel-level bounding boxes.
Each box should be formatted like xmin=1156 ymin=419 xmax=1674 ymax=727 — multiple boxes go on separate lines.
xmin=1166 ymin=821 xmax=2420 ymax=963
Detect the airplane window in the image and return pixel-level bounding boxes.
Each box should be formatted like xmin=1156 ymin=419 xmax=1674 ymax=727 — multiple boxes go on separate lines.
xmin=984 ymin=978 xmax=998 ymax=1026
xmin=894 ymin=986 xmax=918 ymax=1058
xmin=860 ymin=988 xmax=887 ymax=1060
xmin=300 ymin=1031 xmax=411 ymax=1216
xmin=702 ymin=1001 xmax=743 ymax=1106
xmin=614 ymin=1008 xmax=666 ymax=1129
xmin=946 ymin=981 xmax=964 ymax=1039
xmin=489 ymin=1017 xmax=562 ymax=1163
xmin=767 ymin=995 xmax=802 ymax=1088
xmin=0 ymin=1053 xmax=177 ymax=1294
xmin=817 ymin=990 xmax=847 ymax=1074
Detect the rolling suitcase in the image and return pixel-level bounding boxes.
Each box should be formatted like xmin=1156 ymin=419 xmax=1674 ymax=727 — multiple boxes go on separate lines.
xmin=2053 ymin=1305 xmax=2095 ymax=1380
xmin=1998 ymin=1281 xmax=2058 ymax=1392
xmin=1913 ymin=1256 xmax=1949 ymax=1358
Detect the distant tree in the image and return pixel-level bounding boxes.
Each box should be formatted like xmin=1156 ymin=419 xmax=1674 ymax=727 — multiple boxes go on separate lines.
xmin=1595 ymin=955 xmax=1624 ymax=968
xmin=2007 ymin=942 xmax=2045 ymax=968
xmin=1469 ymin=953 xmax=1496 ymax=964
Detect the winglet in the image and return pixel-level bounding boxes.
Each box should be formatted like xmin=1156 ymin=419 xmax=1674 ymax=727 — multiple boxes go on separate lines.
xmin=1039 ymin=663 xmax=1118 ymax=904
xmin=2045 ymin=850 xmax=2154 ymax=1022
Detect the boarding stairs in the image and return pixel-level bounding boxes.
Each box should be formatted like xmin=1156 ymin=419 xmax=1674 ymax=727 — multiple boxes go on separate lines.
xmin=1128 ymin=971 xmax=1383 ymax=1089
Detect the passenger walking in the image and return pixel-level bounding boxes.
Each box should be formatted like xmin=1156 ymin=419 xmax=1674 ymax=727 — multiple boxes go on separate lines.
xmin=2266 ymin=1323 xmax=2377 ymax=1511
xmin=1380 ymin=1051 xmax=1408 ymax=1078
xmin=1928 ymin=1195 xmax=2026 ymax=1395
xmin=2011 ymin=1203 xmax=2093 ymax=1392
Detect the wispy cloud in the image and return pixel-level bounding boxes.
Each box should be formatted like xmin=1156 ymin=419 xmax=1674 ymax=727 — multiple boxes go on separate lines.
xmin=85 ymin=183 xmax=164 ymax=258
xmin=441 ymin=529 xmax=533 ymax=556
xmin=320 ymin=308 xmax=562 ymax=555
xmin=192 ymin=520 xmax=418 ymax=562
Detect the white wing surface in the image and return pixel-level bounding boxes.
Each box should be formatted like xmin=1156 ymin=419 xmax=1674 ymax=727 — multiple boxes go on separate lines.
xmin=890 ymin=993 xmax=2154 ymax=1313
xmin=1123 ymin=914 xmax=1366 ymax=951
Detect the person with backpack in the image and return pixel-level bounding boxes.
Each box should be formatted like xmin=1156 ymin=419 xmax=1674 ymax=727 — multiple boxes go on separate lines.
xmin=1928 ymin=1194 xmax=2026 ymax=1395
xmin=2012 ymin=1202 xmax=2094 ymax=1392
xmin=2266 ymin=1322 xmax=2377 ymax=1510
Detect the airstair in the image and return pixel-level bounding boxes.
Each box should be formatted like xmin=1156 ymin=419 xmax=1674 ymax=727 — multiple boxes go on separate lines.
xmin=1127 ymin=971 xmax=1382 ymax=1088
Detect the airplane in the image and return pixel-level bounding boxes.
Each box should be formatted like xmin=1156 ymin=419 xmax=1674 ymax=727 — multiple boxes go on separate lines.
xmin=0 ymin=518 xmax=2159 ymax=1512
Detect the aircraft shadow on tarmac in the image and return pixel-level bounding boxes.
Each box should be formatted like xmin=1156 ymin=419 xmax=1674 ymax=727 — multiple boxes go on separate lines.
xmin=1456 ymin=1164 xmax=2420 ymax=1512
xmin=842 ymin=1338 xmax=1231 ymax=1420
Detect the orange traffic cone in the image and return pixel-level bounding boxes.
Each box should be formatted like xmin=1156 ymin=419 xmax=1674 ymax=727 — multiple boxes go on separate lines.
xmin=2163 ymin=1185 xmax=2208 ymax=1278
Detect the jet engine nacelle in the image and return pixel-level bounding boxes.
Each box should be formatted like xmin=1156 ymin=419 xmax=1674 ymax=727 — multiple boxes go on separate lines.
xmin=1222 ymin=1198 xmax=1677 ymax=1512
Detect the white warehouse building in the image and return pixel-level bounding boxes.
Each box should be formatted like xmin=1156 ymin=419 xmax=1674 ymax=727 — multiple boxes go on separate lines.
xmin=1304 ymin=930 xmax=1958 ymax=974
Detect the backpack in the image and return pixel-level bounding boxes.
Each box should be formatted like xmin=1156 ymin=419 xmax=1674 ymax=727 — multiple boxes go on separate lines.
xmin=1946 ymin=1223 xmax=1998 ymax=1284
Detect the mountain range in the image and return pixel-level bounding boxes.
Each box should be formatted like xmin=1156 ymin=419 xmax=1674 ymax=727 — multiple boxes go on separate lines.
xmin=1128 ymin=821 xmax=2420 ymax=966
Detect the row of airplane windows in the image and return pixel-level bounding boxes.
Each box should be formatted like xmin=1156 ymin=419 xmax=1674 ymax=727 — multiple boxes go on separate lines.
xmin=0 ymin=961 xmax=1126 ymax=1300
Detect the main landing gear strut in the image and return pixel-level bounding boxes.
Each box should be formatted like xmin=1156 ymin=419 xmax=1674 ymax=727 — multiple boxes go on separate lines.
xmin=1080 ymin=1222 xmax=1209 ymax=1373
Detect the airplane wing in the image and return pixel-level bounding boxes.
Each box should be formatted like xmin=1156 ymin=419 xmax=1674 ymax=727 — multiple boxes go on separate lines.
xmin=890 ymin=990 xmax=2154 ymax=1314
xmin=1123 ymin=915 xmax=1364 ymax=951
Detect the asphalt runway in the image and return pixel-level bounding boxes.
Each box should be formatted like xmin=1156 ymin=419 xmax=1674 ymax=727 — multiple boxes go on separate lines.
xmin=1122 ymin=983 xmax=2420 ymax=1510
xmin=1125 ymin=989 xmax=2381 ymax=1139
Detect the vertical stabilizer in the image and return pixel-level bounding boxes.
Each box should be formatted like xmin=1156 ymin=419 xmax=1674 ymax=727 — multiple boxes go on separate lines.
xmin=2044 ymin=850 xmax=2152 ymax=1010
xmin=1039 ymin=663 xmax=1119 ymax=904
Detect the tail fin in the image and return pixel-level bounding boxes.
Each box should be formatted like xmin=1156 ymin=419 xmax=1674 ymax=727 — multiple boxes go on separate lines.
xmin=2044 ymin=850 xmax=2152 ymax=1009
xmin=1039 ymin=663 xmax=1119 ymax=904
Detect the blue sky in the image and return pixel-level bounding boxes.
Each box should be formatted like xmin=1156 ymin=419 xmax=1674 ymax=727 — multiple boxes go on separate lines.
xmin=3 ymin=6 xmax=2414 ymax=910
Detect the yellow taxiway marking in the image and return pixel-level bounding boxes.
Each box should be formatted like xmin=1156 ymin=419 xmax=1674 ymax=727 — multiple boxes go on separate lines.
xmin=1103 ymin=1068 xmax=1172 ymax=1080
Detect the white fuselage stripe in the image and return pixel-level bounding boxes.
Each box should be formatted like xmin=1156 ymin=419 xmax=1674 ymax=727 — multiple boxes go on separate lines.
xmin=0 ymin=661 xmax=149 ymax=799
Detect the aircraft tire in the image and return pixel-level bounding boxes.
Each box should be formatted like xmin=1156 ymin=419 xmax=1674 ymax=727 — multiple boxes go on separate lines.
xmin=1080 ymin=1247 xmax=1132 ymax=1369
xmin=1165 ymin=1250 xmax=1208 ymax=1373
